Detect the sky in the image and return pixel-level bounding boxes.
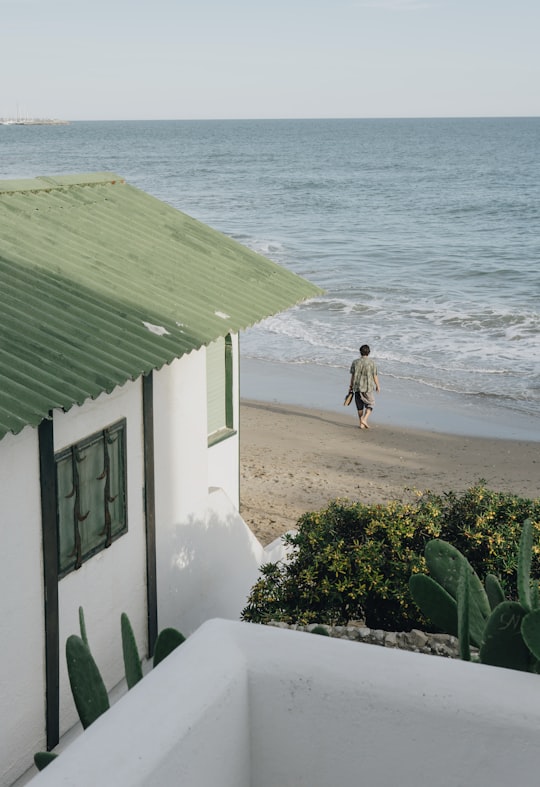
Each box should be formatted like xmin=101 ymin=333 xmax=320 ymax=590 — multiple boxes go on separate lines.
xmin=1 ymin=0 xmax=539 ymax=121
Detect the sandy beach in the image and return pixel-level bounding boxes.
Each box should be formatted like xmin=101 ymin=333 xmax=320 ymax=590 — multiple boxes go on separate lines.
xmin=240 ymin=399 xmax=539 ymax=546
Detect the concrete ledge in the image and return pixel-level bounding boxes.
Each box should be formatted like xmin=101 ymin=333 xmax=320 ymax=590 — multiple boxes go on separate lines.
xmin=28 ymin=619 xmax=540 ymax=786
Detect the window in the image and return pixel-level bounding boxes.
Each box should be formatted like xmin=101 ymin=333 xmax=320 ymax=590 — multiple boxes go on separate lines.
xmin=206 ymin=334 xmax=234 ymax=443
xmin=56 ymin=420 xmax=127 ymax=577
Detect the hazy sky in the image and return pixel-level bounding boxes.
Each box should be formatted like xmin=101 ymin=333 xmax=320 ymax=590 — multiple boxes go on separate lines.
xmin=1 ymin=0 xmax=538 ymax=121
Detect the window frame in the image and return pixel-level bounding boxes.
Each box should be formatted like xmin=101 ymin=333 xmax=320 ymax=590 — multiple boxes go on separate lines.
xmin=207 ymin=333 xmax=236 ymax=446
xmin=55 ymin=418 xmax=128 ymax=579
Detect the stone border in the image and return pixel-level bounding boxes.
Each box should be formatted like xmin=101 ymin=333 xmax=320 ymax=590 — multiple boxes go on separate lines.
xmin=268 ymin=621 xmax=466 ymax=659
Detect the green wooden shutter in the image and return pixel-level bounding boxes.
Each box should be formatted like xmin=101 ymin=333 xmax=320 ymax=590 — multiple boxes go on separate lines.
xmin=108 ymin=426 xmax=126 ymax=536
xmin=224 ymin=335 xmax=233 ymax=429
xmin=56 ymin=420 xmax=127 ymax=577
xmin=207 ymin=337 xmax=226 ymax=435
xmin=78 ymin=437 xmax=106 ymax=556
xmin=56 ymin=453 xmax=75 ymax=573
xmin=206 ymin=334 xmax=234 ymax=438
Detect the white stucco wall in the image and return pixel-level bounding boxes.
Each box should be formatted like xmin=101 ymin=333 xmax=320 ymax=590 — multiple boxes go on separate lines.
xmin=26 ymin=618 xmax=540 ymax=787
xmin=152 ymin=345 xmax=255 ymax=635
xmin=0 ymin=428 xmax=45 ymax=787
xmin=153 ymin=352 xmax=208 ymax=634
xmin=53 ymin=380 xmax=147 ymax=736
xmin=207 ymin=434 xmax=239 ymax=507
xmin=153 ymin=352 xmax=209 ymax=524
xmin=155 ymin=488 xmax=266 ymax=636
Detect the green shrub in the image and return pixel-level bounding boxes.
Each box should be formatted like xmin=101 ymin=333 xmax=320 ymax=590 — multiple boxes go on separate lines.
xmin=242 ymin=497 xmax=442 ymax=630
xmin=241 ymin=483 xmax=540 ymax=632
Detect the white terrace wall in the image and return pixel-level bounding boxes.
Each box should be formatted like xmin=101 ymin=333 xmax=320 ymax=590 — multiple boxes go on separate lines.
xmin=27 ymin=618 xmax=540 ymax=787
xmin=0 ymin=427 xmax=45 ymax=787
xmin=53 ymin=380 xmax=147 ymax=738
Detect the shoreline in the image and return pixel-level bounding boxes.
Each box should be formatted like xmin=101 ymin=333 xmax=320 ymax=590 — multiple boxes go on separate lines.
xmin=239 ymin=398 xmax=539 ymax=546
xmin=240 ymin=357 xmax=540 ymax=442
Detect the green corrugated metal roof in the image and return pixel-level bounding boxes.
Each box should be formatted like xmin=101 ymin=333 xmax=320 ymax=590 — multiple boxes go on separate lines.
xmin=0 ymin=173 xmax=322 ymax=440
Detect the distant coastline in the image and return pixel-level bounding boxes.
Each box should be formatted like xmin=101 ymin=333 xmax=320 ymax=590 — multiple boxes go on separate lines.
xmin=0 ymin=118 xmax=70 ymax=126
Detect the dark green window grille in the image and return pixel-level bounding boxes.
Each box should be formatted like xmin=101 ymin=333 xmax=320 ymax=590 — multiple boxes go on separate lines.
xmin=56 ymin=420 xmax=127 ymax=577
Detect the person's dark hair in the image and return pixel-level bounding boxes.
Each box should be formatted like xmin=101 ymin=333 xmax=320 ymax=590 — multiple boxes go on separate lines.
xmin=360 ymin=344 xmax=370 ymax=356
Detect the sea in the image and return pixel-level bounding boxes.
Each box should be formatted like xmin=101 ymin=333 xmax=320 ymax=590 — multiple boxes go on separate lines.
xmin=1 ymin=118 xmax=539 ymax=439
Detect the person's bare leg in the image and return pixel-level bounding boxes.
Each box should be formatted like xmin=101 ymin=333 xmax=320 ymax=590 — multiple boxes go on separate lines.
xmin=360 ymin=407 xmax=372 ymax=428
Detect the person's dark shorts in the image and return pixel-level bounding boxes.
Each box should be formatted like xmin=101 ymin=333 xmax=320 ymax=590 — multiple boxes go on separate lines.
xmin=355 ymin=391 xmax=375 ymax=411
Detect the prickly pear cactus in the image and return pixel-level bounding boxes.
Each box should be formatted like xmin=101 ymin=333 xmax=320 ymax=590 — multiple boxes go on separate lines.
xmin=521 ymin=609 xmax=540 ymax=661
xmin=479 ymin=602 xmax=530 ymax=672
xmin=153 ymin=627 xmax=186 ymax=668
xmin=66 ymin=635 xmax=110 ymax=728
xmin=311 ymin=625 xmax=330 ymax=636
xmin=34 ymin=752 xmax=58 ymax=771
xmin=78 ymin=606 xmax=89 ymax=648
xmin=457 ymin=564 xmax=471 ymax=661
xmin=408 ymin=573 xmax=458 ymax=636
xmin=484 ymin=574 xmax=505 ymax=611
xmin=518 ymin=518 xmax=534 ymax=612
xmin=121 ymin=612 xmax=143 ymax=689
xmin=424 ymin=539 xmax=490 ymax=647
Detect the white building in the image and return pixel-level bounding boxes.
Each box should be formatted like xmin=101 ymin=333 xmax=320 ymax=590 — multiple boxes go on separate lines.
xmin=0 ymin=173 xmax=321 ymax=786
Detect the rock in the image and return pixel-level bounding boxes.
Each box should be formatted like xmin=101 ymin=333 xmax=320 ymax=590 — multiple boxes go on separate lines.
xmin=407 ymin=629 xmax=429 ymax=649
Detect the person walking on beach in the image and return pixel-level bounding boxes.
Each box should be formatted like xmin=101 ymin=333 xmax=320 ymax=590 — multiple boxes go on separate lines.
xmin=349 ymin=344 xmax=380 ymax=429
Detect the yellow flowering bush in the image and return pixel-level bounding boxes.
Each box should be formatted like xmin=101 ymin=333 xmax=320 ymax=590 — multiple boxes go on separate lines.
xmin=241 ymin=483 xmax=540 ymax=631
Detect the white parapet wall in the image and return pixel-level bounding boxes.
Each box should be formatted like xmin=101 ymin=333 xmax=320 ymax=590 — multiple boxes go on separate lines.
xmin=28 ymin=618 xmax=540 ymax=787
xmin=12 ymin=489 xmax=293 ymax=786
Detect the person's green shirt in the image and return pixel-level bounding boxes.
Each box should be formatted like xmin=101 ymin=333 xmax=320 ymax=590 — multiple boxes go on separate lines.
xmin=350 ymin=357 xmax=378 ymax=392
